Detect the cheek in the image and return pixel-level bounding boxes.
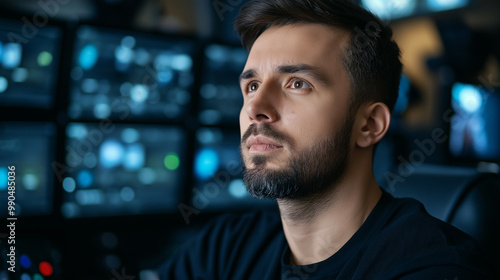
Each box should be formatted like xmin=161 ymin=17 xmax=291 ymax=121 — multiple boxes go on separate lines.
xmin=283 ymin=102 xmax=335 ymax=144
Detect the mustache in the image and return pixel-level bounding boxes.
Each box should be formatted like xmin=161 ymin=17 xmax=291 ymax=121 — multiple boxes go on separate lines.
xmin=241 ymin=123 xmax=292 ymax=146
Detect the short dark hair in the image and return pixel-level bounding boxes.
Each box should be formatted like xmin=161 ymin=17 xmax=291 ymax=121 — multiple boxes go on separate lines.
xmin=234 ymin=0 xmax=402 ymax=113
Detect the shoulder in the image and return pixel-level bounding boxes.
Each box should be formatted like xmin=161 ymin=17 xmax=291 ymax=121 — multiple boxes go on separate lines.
xmin=157 ymin=208 xmax=283 ymax=279
xmin=380 ymin=195 xmax=478 ymax=248
xmin=181 ymin=208 xmax=283 ymax=250
xmin=360 ymin=193 xmax=499 ymax=279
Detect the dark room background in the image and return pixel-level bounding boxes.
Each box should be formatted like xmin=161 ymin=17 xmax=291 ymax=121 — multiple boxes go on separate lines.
xmin=0 ymin=0 xmax=499 ymax=279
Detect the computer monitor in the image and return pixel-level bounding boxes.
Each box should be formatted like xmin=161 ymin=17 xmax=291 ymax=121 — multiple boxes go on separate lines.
xmin=361 ymin=0 xmax=417 ymax=20
xmin=425 ymin=0 xmax=470 ymax=12
xmin=0 ymin=19 xmax=61 ymax=108
xmin=393 ymin=74 xmax=411 ymax=117
xmin=361 ymin=0 xmax=471 ymax=21
xmin=0 ymin=122 xmax=56 ymax=216
xmin=68 ymin=25 xmax=196 ymax=121
xmin=192 ymin=128 xmax=275 ymax=210
xmin=449 ymin=83 xmax=500 ymax=162
xmin=198 ymin=44 xmax=246 ymax=125
xmin=61 ymin=123 xmax=187 ymax=218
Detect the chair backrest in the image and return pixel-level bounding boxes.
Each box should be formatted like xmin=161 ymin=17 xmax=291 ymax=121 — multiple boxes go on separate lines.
xmin=388 ymin=164 xmax=500 ymax=267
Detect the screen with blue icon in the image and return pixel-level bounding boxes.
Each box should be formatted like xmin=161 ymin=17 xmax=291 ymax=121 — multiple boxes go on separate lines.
xmin=68 ymin=25 xmax=196 ymax=121
xmin=449 ymin=82 xmax=500 ymax=161
xmin=361 ymin=0 xmax=470 ymax=20
xmin=198 ymin=44 xmax=246 ymax=125
xmin=0 ymin=122 xmax=56 ymax=216
xmin=0 ymin=19 xmax=61 ymax=108
xmin=192 ymin=127 xmax=275 ymax=210
xmin=61 ymin=123 xmax=187 ymax=218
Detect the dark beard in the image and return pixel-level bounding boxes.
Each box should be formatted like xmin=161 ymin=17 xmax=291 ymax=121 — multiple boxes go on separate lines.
xmin=240 ymin=115 xmax=354 ymax=200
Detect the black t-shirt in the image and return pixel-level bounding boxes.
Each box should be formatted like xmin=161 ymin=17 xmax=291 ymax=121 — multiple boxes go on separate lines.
xmin=158 ymin=190 xmax=499 ymax=279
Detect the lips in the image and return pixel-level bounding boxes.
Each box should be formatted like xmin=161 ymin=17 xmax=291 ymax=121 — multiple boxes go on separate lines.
xmin=246 ymin=135 xmax=283 ymax=153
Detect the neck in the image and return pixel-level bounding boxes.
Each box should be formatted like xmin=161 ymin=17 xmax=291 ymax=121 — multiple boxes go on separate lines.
xmin=278 ymin=164 xmax=382 ymax=265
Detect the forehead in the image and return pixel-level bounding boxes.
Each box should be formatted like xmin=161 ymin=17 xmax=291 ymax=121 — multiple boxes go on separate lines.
xmin=244 ymin=23 xmax=350 ymax=72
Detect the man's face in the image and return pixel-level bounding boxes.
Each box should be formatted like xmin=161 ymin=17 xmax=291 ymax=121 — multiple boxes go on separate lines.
xmin=239 ymin=23 xmax=354 ymax=199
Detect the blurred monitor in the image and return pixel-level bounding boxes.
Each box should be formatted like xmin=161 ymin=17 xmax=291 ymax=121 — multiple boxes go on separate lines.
xmin=393 ymin=74 xmax=411 ymax=117
xmin=426 ymin=0 xmax=470 ymax=12
xmin=449 ymin=83 xmax=500 ymax=161
xmin=0 ymin=122 xmax=55 ymax=216
xmin=0 ymin=19 xmax=61 ymax=108
xmin=361 ymin=0 xmax=470 ymax=21
xmin=68 ymin=25 xmax=196 ymax=121
xmin=192 ymin=128 xmax=275 ymax=210
xmin=361 ymin=0 xmax=417 ymax=20
xmin=61 ymin=123 xmax=186 ymax=218
xmin=199 ymin=44 xmax=246 ymax=125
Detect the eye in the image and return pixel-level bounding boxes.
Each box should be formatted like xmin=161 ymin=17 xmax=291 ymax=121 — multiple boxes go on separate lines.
xmin=247 ymin=81 xmax=261 ymax=92
xmin=290 ymin=79 xmax=311 ymax=89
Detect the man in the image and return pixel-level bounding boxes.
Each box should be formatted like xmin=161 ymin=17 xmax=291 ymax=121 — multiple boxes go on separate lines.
xmin=158 ymin=0 xmax=499 ymax=279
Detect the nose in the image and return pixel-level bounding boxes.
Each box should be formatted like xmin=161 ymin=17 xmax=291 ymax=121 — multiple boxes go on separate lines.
xmin=244 ymin=84 xmax=279 ymax=124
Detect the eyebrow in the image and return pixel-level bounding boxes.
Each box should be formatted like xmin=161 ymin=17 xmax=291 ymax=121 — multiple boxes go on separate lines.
xmin=239 ymin=69 xmax=258 ymax=84
xmin=239 ymin=64 xmax=331 ymax=86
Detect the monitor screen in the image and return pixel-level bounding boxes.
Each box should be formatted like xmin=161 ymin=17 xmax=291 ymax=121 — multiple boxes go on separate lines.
xmin=61 ymin=123 xmax=187 ymax=218
xmin=0 ymin=19 xmax=61 ymax=108
xmin=0 ymin=122 xmax=56 ymax=216
xmin=198 ymin=44 xmax=246 ymax=125
xmin=68 ymin=25 xmax=196 ymax=121
xmin=393 ymin=74 xmax=411 ymax=117
xmin=361 ymin=0 xmax=417 ymax=20
xmin=361 ymin=0 xmax=470 ymax=20
xmin=426 ymin=0 xmax=469 ymax=12
xmin=192 ymin=128 xmax=275 ymax=210
xmin=449 ymin=83 xmax=500 ymax=161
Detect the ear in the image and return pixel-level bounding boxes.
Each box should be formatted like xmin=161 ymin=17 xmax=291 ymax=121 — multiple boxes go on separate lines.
xmin=354 ymin=102 xmax=391 ymax=148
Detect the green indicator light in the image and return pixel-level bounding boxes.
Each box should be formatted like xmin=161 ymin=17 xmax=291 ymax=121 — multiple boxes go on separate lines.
xmin=37 ymin=51 xmax=53 ymax=67
xmin=164 ymin=154 xmax=180 ymax=171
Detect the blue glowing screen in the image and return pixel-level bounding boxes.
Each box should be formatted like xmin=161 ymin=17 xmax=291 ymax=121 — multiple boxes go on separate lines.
xmin=192 ymin=128 xmax=275 ymax=210
xmin=0 ymin=19 xmax=61 ymax=108
xmin=449 ymin=83 xmax=500 ymax=161
xmin=427 ymin=0 xmax=469 ymax=12
xmin=69 ymin=26 xmax=196 ymax=121
xmin=62 ymin=123 xmax=186 ymax=218
xmin=199 ymin=44 xmax=246 ymax=125
xmin=361 ymin=0 xmax=470 ymax=20
xmin=0 ymin=122 xmax=56 ymax=216
xmin=394 ymin=75 xmax=411 ymax=116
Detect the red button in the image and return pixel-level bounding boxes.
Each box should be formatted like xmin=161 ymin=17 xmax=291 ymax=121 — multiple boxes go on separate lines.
xmin=39 ymin=261 xmax=53 ymax=276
